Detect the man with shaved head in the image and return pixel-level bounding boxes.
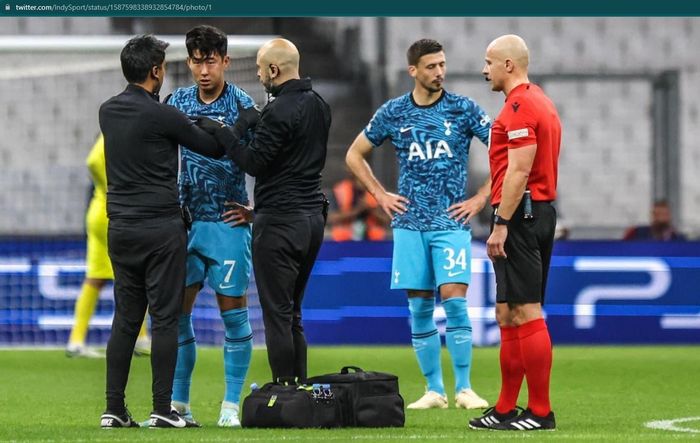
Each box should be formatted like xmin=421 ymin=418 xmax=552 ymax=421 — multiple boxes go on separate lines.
xmin=198 ymin=38 xmax=331 ymax=383
xmin=469 ymin=34 xmax=560 ymax=431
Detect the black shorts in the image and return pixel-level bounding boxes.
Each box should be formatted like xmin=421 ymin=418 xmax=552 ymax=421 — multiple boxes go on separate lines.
xmin=492 ymin=200 xmax=556 ymax=305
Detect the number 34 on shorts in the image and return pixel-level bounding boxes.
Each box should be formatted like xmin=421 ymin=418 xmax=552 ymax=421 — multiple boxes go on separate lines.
xmin=391 ymin=229 xmax=472 ymax=290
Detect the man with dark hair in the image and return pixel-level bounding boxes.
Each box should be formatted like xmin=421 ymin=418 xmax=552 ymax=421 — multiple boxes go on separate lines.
xmin=469 ymin=34 xmax=560 ymax=431
xmin=623 ymin=200 xmax=685 ymax=241
xmin=166 ymin=25 xmax=256 ymax=428
xmin=198 ymin=38 xmax=330 ymax=384
xmin=98 ymin=34 xmax=223 ymax=429
xmin=345 ymin=38 xmax=491 ymax=410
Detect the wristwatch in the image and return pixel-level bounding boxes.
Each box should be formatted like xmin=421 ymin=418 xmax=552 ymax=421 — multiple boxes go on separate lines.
xmin=493 ymin=214 xmax=510 ymax=226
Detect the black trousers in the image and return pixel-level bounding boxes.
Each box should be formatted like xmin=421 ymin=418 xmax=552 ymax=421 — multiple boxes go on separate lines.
xmin=106 ymin=214 xmax=186 ymax=415
xmin=253 ymin=212 xmax=325 ymax=382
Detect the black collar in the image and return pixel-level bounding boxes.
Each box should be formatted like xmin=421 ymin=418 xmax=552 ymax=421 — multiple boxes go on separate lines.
xmin=410 ymin=89 xmax=445 ymax=109
xmin=127 ymin=83 xmax=160 ymax=102
xmin=269 ymin=77 xmax=312 ymax=97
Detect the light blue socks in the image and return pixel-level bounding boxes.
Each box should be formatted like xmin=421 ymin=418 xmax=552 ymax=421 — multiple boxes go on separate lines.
xmin=443 ymin=297 xmax=473 ymax=392
xmin=221 ymin=308 xmax=253 ymax=405
xmin=173 ymin=313 xmax=196 ymax=404
xmin=408 ymin=297 xmax=445 ymax=395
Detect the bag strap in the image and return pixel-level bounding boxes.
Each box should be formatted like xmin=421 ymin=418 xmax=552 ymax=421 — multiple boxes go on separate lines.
xmin=341 ymin=366 xmax=364 ymax=374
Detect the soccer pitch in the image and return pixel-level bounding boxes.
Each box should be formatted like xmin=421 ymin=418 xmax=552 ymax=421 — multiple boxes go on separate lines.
xmin=1 ymin=346 xmax=699 ymax=441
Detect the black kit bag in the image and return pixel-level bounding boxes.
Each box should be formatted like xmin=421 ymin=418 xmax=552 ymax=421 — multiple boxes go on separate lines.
xmin=306 ymin=366 xmax=405 ymax=427
xmin=241 ymin=380 xmax=348 ymax=428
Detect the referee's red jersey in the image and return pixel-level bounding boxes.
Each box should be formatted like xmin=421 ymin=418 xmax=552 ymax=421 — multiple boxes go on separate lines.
xmin=489 ymin=83 xmax=561 ymax=206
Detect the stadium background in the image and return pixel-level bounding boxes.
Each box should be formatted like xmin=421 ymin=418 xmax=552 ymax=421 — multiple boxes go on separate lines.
xmin=0 ymin=17 xmax=698 ymax=349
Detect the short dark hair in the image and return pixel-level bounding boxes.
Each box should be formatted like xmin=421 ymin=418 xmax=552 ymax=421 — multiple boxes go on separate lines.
xmin=406 ymin=39 xmax=443 ymax=66
xmin=185 ymin=25 xmax=228 ymax=60
xmin=120 ymin=34 xmax=169 ymax=83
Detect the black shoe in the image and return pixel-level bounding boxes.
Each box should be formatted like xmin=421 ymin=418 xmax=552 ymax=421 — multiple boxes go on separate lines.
xmin=148 ymin=407 xmax=200 ymax=428
xmin=469 ymin=406 xmax=522 ymax=430
xmin=491 ymin=408 xmax=556 ymax=431
xmin=100 ymin=409 xmax=139 ymax=428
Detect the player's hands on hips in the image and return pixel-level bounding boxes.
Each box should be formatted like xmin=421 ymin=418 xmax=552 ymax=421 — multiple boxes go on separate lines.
xmin=222 ymin=201 xmax=254 ymax=226
xmin=487 ymin=225 xmax=508 ymax=260
xmin=375 ymin=191 xmax=409 ymax=219
xmin=447 ymin=194 xmax=488 ymax=224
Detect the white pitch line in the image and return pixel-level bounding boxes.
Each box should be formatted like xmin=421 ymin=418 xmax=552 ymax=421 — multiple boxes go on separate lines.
xmin=645 ymin=416 xmax=700 ymax=433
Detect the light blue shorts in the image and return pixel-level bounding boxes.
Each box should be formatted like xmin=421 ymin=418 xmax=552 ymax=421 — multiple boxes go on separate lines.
xmin=186 ymin=221 xmax=252 ymax=297
xmin=391 ymin=229 xmax=472 ymax=290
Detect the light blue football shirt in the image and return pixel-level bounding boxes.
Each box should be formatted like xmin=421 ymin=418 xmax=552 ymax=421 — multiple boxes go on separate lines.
xmin=364 ymin=90 xmax=491 ymax=231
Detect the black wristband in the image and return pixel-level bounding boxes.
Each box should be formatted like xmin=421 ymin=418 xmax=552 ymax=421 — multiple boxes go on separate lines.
xmin=494 ymin=214 xmax=510 ymax=226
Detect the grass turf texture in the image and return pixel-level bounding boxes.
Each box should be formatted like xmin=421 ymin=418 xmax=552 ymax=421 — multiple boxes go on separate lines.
xmin=1 ymin=346 xmax=699 ymax=441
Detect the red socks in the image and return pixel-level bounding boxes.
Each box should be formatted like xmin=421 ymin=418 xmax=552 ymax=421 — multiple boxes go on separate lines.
xmin=495 ymin=319 xmax=553 ymax=417
xmin=518 ymin=318 xmax=552 ymax=417
xmin=494 ymin=326 xmax=525 ymax=414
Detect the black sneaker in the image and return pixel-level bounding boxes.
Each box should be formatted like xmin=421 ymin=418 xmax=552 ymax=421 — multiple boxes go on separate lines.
xmin=147 ymin=407 xmax=201 ymax=428
xmin=491 ymin=408 xmax=556 ymax=431
xmin=100 ymin=409 xmax=139 ymax=428
xmin=469 ymin=406 xmax=522 ymax=430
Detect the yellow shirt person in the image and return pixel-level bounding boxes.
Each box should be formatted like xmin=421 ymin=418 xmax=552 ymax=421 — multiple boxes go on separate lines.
xmin=66 ymin=135 xmax=150 ymax=357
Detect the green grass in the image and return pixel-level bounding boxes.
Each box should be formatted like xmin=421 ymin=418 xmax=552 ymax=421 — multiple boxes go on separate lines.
xmin=1 ymin=346 xmax=700 ymax=441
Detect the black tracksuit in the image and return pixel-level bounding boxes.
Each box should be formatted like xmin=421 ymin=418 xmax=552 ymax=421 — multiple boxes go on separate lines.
xmin=216 ymin=78 xmax=331 ymax=381
xmin=99 ymin=84 xmax=222 ymax=415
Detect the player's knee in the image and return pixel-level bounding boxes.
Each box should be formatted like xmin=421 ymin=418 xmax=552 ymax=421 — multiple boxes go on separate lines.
xmin=182 ymin=284 xmax=202 ymax=312
xmin=217 ymin=294 xmax=247 ymax=311
xmin=438 ymin=283 xmax=467 ymax=300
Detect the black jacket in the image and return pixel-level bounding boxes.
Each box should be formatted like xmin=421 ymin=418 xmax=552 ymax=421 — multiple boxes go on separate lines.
xmin=99 ymin=84 xmax=223 ymax=220
xmin=220 ymin=78 xmax=331 ymax=215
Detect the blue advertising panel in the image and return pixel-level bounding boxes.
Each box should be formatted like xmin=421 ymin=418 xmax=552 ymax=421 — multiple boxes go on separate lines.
xmin=1 ymin=238 xmax=698 ymax=346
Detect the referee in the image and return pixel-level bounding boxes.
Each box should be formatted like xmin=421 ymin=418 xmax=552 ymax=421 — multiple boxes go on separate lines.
xmin=469 ymin=34 xmax=561 ymax=431
xmin=199 ymin=38 xmax=331 ymax=382
xmin=98 ymin=35 xmax=223 ymax=428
